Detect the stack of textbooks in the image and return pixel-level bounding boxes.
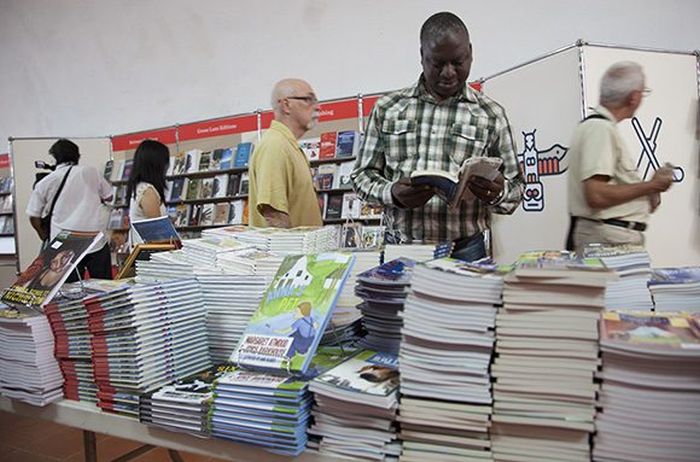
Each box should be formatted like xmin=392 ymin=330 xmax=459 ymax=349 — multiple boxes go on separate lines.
xmin=140 ymin=364 xmax=232 ymax=437
xmin=308 ymin=350 xmax=400 ymax=460
xmin=584 ymin=244 xmax=654 ymax=310
xmin=0 ymin=304 xmax=63 ymax=406
xmin=355 ymin=258 xmax=415 ymax=354
xmin=648 ymin=266 xmax=700 ymax=312
xmin=321 ymin=249 xmax=382 ymax=348
xmin=594 ymin=312 xmax=700 ymax=461
xmin=399 ymin=258 xmax=504 ymax=461
xmin=84 ymin=279 xmax=212 ymax=417
xmin=210 ymin=253 xmax=355 ymax=455
xmin=44 ymin=279 xmax=131 ymax=403
xmin=491 ymin=251 xmax=614 ymax=462
xmin=197 ymin=274 xmax=268 ymax=362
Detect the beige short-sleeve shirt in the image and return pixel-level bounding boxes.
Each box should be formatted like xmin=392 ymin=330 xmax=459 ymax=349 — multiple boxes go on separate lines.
xmin=567 ymin=105 xmax=650 ymax=223
xmin=248 ymin=120 xmax=323 ymax=228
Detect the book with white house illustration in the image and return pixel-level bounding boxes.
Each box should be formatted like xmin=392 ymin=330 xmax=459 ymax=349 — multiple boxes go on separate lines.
xmin=230 ymin=253 xmax=355 ymax=374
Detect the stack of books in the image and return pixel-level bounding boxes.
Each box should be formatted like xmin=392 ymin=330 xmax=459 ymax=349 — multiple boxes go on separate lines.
xmin=205 ymin=226 xmax=338 ymax=254
xmin=308 ymin=350 xmax=400 ymax=460
xmin=355 ymin=258 xmax=415 ymax=354
xmin=321 ymin=249 xmax=381 ymax=348
xmin=584 ymin=244 xmax=654 ymax=310
xmin=180 ymin=236 xmax=252 ymax=268
xmin=491 ymin=251 xmax=614 ymax=462
xmin=399 ymin=258 xmax=504 ymax=461
xmin=140 ymin=364 xmax=230 ymax=437
xmin=85 ymin=279 xmax=211 ymax=417
xmin=594 ymin=312 xmax=700 ymax=461
xmin=383 ymin=243 xmax=451 ymax=264
xmin=134 ymin=250 xmax=193 ymax=283
xmin=0 ymin=304 xmax=63 ymax=406
xmin=216 ymin=248 xmax=283 ymax=277
xmin=210 ymin=370 xmax=312 ymax=455
xmin=44 ymin=279 xmax=131 ymax=403
xmin=648 ymin=266 xmax=700 ymax=312
xmin=197 ymin=274 xmax=268 ymax=362
xmin=211 ymin=253 xmax=354 ymax=455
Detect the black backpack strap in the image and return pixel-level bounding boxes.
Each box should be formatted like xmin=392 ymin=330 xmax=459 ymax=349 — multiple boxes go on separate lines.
xmin=48 ymin=166 xmax=73 ymax=219
xmin=581 ymin=113 xmax=608 ymax=123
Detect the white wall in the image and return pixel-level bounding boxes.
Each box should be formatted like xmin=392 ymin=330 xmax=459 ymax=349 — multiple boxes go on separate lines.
xmin=1 ymin=0 xmax=699 ymax=147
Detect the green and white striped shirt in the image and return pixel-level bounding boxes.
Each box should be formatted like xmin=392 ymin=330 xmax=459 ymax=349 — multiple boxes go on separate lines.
xmin=351 ymin=77 xmax=524 ymax=244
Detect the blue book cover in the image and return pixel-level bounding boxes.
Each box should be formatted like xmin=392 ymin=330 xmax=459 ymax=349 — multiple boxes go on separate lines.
xmin=335 ymin=130 xmax=359 ymax=158
xmin=131 ymin=216 xmax=181 ymax=244
xmin=230 ymin=252 xmax=355 ymax=374
xmin=219 ymin=148 xmax=234 ymax=170
xmin=356 ymin=257 xmax=416 ymax=286
xmin=649 ymin=267 xmax=700 ymax=286
xmin=234 ymin=142 xmax=254 ymax=168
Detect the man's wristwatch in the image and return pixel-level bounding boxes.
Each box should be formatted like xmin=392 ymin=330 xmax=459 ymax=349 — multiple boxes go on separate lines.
xmin=487 ymin=188 xmax=504 ymax=205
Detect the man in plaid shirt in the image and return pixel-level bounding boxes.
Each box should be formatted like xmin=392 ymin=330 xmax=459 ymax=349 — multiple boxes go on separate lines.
xmin=351 ymin=12 xmax=523 ymax=260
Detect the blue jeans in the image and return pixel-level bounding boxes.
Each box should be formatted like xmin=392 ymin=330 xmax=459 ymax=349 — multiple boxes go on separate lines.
xmin=451 ymin=232 xmax=487 ymax=262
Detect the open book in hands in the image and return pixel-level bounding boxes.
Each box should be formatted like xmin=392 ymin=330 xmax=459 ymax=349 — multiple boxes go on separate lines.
xmin=410 ymin=156 xmax=503 ymax=209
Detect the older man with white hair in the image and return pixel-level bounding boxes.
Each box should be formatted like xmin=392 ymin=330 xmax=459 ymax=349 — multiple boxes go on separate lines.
xmin=567 ymin=61 xmax=674 ymax=255
xmin=248 ymin=78 xmax=322 ymax=228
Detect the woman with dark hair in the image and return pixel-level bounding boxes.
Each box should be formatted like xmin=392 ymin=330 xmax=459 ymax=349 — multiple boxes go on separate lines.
xmin=127 ymin=139 xmax=169 ymax=223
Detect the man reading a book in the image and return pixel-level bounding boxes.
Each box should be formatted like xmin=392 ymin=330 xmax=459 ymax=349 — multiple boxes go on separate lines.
xmin=351 ymin=12 xmax=523 ymax=260
xmin=567 ymin=61 xmax=674 ymax=255
xmin=249 ymin=78 xmax=324 ymax=228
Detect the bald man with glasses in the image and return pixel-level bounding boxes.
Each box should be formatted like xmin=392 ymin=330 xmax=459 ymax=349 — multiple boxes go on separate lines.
xmin=249 ymin=78 xmax=323 ymax=228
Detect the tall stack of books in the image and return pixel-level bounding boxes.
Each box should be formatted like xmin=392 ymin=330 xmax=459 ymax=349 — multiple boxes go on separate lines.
xmin=216 ymin=248 xmax=283 ymax=278
xmin=355 ymin=258 xmax=415 ymax=354
xmin=205 ymin=226 xmax=338 ymax=254
xmin=198 ymin=274 xmax=268 ymax=362
xmin=491 ymin=251 xmax=614 ymax=462
xmin=211 ymin=253 xmax=355 ymax=455
xmin=648 ymin=266 xmax=700 ymax=312
xmin=584 ymin=244 xmax=654 ymax=310
xmin=594 ymin=312 xmax=700 ymax=461
xmin=398 ymin=258 xmax=503 ymax=461
xmin=180 ymin=236 xmax=252 ymax=268
xmin=85 ymin=279 xmax=211 ymax=417
xmin=0 ymin=304 xmax=63 ymax=406
xmin=44 ymin=280 xmax=131 ymax=403
xmin=134 ymin=250 xmax=193 ymax=283
xmin=322 ymin=249 xmax=381 ymax=348
xmin=309 ymin=350 xmax=400 ymax=460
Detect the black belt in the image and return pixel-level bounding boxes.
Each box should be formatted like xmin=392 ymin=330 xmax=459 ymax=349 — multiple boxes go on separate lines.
xmin=576 ymin=216 xmax=647 ymax=232
xmin=601 ymin=218 xmax=646 ymax=232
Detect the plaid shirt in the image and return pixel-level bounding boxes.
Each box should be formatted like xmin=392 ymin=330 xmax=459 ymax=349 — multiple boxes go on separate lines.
xmin=351 ymin=77 xmax=524 ymax=244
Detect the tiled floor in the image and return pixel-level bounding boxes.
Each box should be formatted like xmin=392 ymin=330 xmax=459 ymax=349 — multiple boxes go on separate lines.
xmin=0 ymin=411 xmax=228 ymax=462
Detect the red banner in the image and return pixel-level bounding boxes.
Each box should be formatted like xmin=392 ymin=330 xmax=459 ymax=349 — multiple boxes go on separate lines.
xmin=260 ymin=98 xmax=360 ymax=129
xmin=111 ymin=127 xmax=177 ymax=152
xmin=178 ymin=114 xmax=258 ymax=142
xmin=0 ymin=153 xmax=9 ymax=169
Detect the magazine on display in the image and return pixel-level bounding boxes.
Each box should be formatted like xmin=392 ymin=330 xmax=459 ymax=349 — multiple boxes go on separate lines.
xmin=410 ymin=156 xmax=502 ymax=209
xmin=2 ymin=231 xmax=103 ymax=308
xmin=230 ymin=252 xmax=355 ymax=374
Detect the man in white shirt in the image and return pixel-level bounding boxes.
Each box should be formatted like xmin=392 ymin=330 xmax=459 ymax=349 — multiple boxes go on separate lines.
xmin=26 ymin=139 xmax=113 ymax=281
xmin=567 ymin=61 xmax=674 ymax=255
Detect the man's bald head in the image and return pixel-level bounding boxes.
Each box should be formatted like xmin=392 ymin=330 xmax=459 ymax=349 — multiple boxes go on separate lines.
xmin=271 ymin=79 xmax=313 ymax=114
xmin=270 ymin=78 xmax=319 ymax=139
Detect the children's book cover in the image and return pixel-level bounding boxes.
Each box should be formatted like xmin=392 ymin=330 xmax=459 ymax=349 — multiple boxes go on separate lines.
xmin=231 ymin=253 xmax=355 ymax=373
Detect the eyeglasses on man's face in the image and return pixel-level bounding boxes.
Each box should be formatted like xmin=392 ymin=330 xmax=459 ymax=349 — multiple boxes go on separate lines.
xmin=286 ymin=95 xmax=319 ymax=105
xmin=641 ymin=87 xmax=652 ymax=97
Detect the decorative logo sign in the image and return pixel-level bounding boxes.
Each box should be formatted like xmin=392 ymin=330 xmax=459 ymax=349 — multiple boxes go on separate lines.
xmin=517 ymin=130 xmax=569 ymax=212
xmin=631 ymin=117 xmax=684 ymax=182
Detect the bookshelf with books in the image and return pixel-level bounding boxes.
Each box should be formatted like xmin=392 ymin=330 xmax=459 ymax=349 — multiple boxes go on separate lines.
xmin=0 ymin=172 xmax=15 ymax=240
xmin=169 ymin=114 xmax=257 ymax=230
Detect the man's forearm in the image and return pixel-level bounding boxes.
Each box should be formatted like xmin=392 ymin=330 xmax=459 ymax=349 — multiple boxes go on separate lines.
xmin=260 ymin=205 xmax=291 ymax=228
xmin=584 ymin=179 xmax=655 ymax=209
xmin=29 ymin=216 xmax=48 ymax=241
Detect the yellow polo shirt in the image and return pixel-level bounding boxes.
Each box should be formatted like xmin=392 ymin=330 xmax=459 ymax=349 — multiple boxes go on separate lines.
xmin=248 ymin=120 xmax=323 ymax=228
